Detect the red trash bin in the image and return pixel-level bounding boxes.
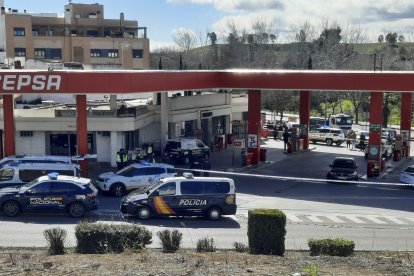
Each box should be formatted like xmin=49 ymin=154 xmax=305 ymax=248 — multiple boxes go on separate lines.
xmin=260 ymin=148 xmax=267 ymax=161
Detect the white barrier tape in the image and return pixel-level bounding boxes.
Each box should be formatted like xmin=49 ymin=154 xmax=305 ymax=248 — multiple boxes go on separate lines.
xmin=176 ymin=168 xmax=413 ymax=187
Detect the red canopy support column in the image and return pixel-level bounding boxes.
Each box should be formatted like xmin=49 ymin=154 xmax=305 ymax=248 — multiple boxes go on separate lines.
xmin=367 ymin=92 xmax=384 ymax=176
xmin=299 ymin=91 xmax=310 ymax=150
xmin=3 ymin=95 xmax=15 ymax=157
xmin=76 ymin=95 xmax=88 ymax=177
xmin=400 ymin=93 xmax=412 ymax=157
xmin=247 ymin=90 xmax=261 ymax=165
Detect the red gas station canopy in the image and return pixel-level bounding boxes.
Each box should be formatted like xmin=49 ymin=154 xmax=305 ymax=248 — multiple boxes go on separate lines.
xmin=1 ymin=70 xmax=414 ymax=94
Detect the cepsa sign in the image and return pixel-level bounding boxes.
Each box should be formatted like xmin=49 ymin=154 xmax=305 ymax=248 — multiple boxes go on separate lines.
xmin=0 ymin=74 xmax=61 ymax=92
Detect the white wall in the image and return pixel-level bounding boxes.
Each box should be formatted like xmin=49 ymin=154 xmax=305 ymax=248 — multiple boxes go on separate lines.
xmin=15 ymin=131 xmax=46 ymax=155
xmin=139 ymin=122 xmax=161 ymax=149
xmin=95 ymin=132 xmax=111 ymax=163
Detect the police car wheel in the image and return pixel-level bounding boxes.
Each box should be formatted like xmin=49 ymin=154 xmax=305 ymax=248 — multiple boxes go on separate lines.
xmin=137 ymin=206 xmax=151 ymax=219
xmin=207 ymin=207 xmax=221 ymax=221
xmin=110 ymin=183 xmax=126 ymax=197
xmin=69 ymin=202 xmax=86 ymax=218
xmin=2 ymin=200 xmax=20 ymax=217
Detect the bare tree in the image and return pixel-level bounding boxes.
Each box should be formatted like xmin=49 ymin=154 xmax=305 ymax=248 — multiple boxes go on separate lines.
xmin=173 ymin=28 xmax=197 ymax=52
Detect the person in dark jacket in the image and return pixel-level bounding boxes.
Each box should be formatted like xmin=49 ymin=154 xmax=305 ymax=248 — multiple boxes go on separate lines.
xmin=283 ymin=130 xmax=290 ymax=151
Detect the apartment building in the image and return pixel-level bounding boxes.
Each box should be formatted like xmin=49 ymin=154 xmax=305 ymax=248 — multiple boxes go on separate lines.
xmin=0 ymin=2 xmax=149 ymax=69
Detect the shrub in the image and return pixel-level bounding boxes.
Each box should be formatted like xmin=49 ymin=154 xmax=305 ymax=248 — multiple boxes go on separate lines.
xmin=44 ymin=227 xmax=67 ymax=255
xmin=248 ymin=209 xmax=286 ymax=255
xmin=308 ymin=238 xmax=355 ymax=257
xmin=301 ymin=263 xmax=320 ymax=276
xmin=75 ymin=222 xmax=152 ymax=254
xmin=157 ymin=229 xmax=183 ymax=253
xmin=196 ymin=237 xmax=215 ymax=252
xmin=233 ymin=242 xmax=248 ymax=253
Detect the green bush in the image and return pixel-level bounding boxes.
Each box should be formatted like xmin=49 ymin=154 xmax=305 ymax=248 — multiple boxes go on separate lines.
xmin=308 ymin=238 xmax=355 ymax=257
xmin=233 ymin=242 xmax=248 ymax=253
xmin=75 ymin=222 xmax=152 ymax=254
xmin=157 ymin=229 xmax=183 ymax=253
xmin=248 ymin=209 xmax=286 ymax=256
xmin=44 ymin=227 xmax=67 ymax=255
xmin=196 ymin=237 xmax=216 ymax=252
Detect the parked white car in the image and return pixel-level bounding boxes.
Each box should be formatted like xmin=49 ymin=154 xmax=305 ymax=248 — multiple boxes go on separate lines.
xmin=96 ymin=162 xmax=177 ymax=196
xmin=400 ymin=165 xmax=414 ymax=185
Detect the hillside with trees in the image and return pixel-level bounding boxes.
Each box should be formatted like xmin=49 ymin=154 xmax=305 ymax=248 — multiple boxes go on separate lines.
xmin=151 ymin=20 xmax=414 ymax=127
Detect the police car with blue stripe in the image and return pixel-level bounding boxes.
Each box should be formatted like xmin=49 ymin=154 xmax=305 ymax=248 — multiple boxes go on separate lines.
xmin=0 ymin=173 xmax=98 ymax=218
xmin=96 ymin=162 xmax=176 ymax=197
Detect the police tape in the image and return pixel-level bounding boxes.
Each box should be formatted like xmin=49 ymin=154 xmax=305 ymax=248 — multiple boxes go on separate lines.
xmin=175 ymin=168 xmax=411 ymax=187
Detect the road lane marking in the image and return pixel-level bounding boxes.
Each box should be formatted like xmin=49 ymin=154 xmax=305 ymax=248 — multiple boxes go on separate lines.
xmin=325 ymin=215 xmax=345 ymax=223
xmin=383 ymin=216 xmax=407 ymax=225
xmin=286 ymin=214 xmax=302 ymax=222
xmin=343 ymin=215 xmax=366 ymax=224
xmin=307 ymin=215 xmax=324 ymax=223
xmin=365 ymin=216 xmax=387 ymax=224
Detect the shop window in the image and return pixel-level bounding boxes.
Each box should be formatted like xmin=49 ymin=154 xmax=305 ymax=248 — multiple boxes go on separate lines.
xmin=14 ymin=28 xmax=25 ymax=36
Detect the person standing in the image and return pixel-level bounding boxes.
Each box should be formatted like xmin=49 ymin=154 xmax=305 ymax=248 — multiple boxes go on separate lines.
xmin=283 ymin=130 xmax=290 ymax=151
xmin=346 ymin=130 xmax=352 ymax=149
xmin=116 ymin=151 xmax=122 ymax=170
xmin=351 ymin=130 xmax=357 ymax=150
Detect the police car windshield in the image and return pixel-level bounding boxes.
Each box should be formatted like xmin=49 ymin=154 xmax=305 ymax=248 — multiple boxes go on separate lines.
xmin=115 ymin=166 xmax=131 ymax=175
xmin=19 ymin=179 xmax=40 ymax=191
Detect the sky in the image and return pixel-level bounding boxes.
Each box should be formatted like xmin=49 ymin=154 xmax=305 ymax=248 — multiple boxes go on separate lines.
xmin=4 ymin=0 xmax=414 ymax=50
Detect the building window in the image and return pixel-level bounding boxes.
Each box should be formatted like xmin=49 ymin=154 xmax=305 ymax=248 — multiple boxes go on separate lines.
xmin=14 ymin=48 xmax=26 ymax=57
xmin=132 ymin=49 xmax=143 ymax=58
xmin=20 ymin=131 xmax=33 ymax=137
xmin=44 ymin=48 xmax=62 ymax=59
xmin=101 ymin=131 xmax=110 ymax=137
xmin=14 ymin=28 xmax=25 ymax=36
xmin=34 ymin=48 xmax=45 ymax=59
xmin=87 ymin=30 xmax=98 ymax=37
xmin=45 ymin=30 xmax=54 ymax=36
xmin=90 ymin=49 xmax=101 ymax=57
xmin=32 ymin=29 xmax=39 ymax=36
xmin=108 ymin=50 xmax=119 ymax=58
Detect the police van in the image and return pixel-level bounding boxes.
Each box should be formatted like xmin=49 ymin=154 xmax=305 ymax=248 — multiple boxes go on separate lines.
xmin=0 ymin=162 xmax=81 ymax=188
xmin=120 ymin=173 xmax=236 ymax=220
xmin=0 ymin=155 xmax=72 ymax=169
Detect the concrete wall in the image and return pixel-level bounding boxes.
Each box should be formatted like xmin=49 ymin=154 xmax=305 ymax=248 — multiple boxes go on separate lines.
xmin=96 ymin=131 xmax=111 ymax=163
xmin=0 ymin=14 xmax=6 ymax=63
xmin=15 ymin=131 xmax=46 ymax=155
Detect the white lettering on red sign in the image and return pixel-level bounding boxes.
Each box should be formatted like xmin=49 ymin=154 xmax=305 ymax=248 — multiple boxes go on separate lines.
xmin=0 ymin=75 xmax=61 ymax=91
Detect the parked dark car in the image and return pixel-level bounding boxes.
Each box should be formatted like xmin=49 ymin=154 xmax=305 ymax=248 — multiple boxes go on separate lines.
xmin=327 ymin=157 xmax=358 ymax=181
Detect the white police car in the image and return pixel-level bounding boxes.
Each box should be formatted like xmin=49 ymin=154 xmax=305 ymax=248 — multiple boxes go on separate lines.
xmin=400 ymin=165 xmax=414 ymax=185
xmin=0 ymin=173 xmax=98 ymax=218
xmin=96 ymin=162 xmax=177 ymax=197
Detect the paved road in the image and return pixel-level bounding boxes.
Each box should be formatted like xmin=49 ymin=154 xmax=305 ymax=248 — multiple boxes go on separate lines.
xmin=1 ymin=137 xmax=413 ymax=250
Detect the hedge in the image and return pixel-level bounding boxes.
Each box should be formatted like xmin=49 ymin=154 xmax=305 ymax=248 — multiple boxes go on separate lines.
xmin=75 ymin=222 xmax=152 ymax=254
xmin=248 ymin=209 xmax=286 ymax=255
xmin=308 ymin=238 xmax=355 ymax=257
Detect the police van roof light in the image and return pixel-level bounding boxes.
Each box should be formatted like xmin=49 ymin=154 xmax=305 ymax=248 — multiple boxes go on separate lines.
xmin=48 ymin=172 xmax=59 ymax=180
